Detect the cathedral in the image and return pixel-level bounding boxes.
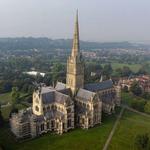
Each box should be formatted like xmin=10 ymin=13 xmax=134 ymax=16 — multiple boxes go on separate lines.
xmin=10 ymin=12 xmax=121 ymax=139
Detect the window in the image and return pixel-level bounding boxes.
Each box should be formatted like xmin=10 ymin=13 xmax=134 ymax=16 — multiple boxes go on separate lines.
xmin=77 ymin=116 xmax=80 ymax=124
xmin=47 ymin=106 xmax=50 ymax=111
xmin=67 ymin=119 xmax=71 ymax=128
xmin=82 ymin=118 xmax=84 ymax=124
xmin=36 ymin=126 xmax=39 ymax=132
xmin=88 ymin=118 xmax=91 ymax=125
xmin=51 ymin=120 xmax=55 ymax=128
xmin=67 ymin=108 xmax=71 ymax=113
xmin=41 ymin=124 xmax=44 ymax=131
xmin=35 ymin=106 xmax=39 ymax=112
xmin=63 ymin=123 xmax=65 ymax=129
xmin=56 ymin=123 xmax=59 ymax=128
xmin=47 ymin=122 xmax=49 ymax=129
xmin=43 ymin=107 xmax=46 ymax=112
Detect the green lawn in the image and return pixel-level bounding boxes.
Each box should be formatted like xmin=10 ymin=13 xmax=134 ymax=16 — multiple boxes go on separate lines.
xmin=0 ymin=93 xmax=12 ymax=105
xmin=111 ymin=63 xmax=141 ymax=73
xmin=108 ymin=110 xmax=150 ymax=150
xmin=0 ymin=92 xmax=29 ymax=105
xmin=1 ymin=104 xmax=27 ymax=121
xmin=0 ymin=92 xmax=29 ymax=121
xmin=0 ymin=109 xmax=121 ymax=150
xmin=121 ymin=92 xmax=134 ymax=106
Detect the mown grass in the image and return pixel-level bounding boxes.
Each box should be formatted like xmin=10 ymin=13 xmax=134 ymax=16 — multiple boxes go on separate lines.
xmin=0 ymin=93 xmax=12 ymax=105
xmin=0 ymin=109 xmax=121 ymax=150
xmin=121 ymin=92 xmax=134 ymax=106
xmin=1 ymin=104 xmax=27 ymax=121
xmin=109 ymin=110 xmax=150 ymax=150
xmin=111 ymin=63 xmax=141 ymax=73
xmin=0 ymin=92 xmax=29 ymax=105
xmin=0 ymin=92 xmax=29 ymax=121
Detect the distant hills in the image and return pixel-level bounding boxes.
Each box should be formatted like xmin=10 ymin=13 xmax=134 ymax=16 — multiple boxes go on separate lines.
xmin=0 ymin=37 xmax=149 ymax=51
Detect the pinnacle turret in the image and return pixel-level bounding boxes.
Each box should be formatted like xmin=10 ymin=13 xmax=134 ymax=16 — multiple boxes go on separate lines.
xmin=71 ymin=10 xmax=80 ymax=57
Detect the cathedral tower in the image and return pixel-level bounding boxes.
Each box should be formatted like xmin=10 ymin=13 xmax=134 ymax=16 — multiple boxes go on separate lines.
xmin=66 ymin=11 xmax=84 ymax=95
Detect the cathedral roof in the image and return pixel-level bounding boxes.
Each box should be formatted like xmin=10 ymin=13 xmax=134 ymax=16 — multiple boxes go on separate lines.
xmin=84 ymin=80 xmax=113 ymax=92
xmin=55 ymin=82 xmax=66 ymax=90
xmin=57 ymin=88 xmax=72 ymax=96
xmin=39 ymin=86 xmax=71 ymax=105
xmin=76 ymin=88 xmax=95 ymax=101
xmin=54 ymin=91 xmax=70 ymax=104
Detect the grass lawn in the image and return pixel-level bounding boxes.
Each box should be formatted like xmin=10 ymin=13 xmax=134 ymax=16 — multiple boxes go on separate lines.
xmin=0 ymin=92 xmax=29 ymax=105
xmin=0 ymin=108 xmax=121 ymax=150
xmin=1 ymin=104 xmax=27 ymax=121
xmin=0 ymin=93 xmax=12 ymax=105
xmin=111 ymin=63 xmax=141 ymax=73
xmin=0 ymin=92 xmax=29 ymax=120
xmin=108 ymin=110 xmax=150 ymax=150
xmin=121 ymin=92 xmax=134 ymax=106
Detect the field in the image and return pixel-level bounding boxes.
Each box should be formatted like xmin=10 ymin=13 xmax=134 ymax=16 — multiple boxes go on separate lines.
xmin=121 ymin=92 xmax=134 ymax=106
xmin=111 ymin=63 xmax=141 ymax=73
xmin=0 ymin=111 xmax=119 ymax=150
xmin=0 ymin=93 xmax=12 ymax=105
xmin=109 ymin=110 xmax=150 ymax=150
xmin=0 ymin=92 xmax=28 ymax=105
xmin=0 ymin=92 xmax=29 ymax=120
xmin=101 ymin=62 xmax=141 ymax=73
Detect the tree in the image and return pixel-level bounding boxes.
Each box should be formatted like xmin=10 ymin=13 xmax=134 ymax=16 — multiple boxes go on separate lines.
xmin=142 ymin=92 xmax=150 ymax=100
xmin=115 ymin=68 xmax=122 ymax=77
xmin=135 ymin=133 xmax=150 ymax=150
xmin=103 ymin=64 xmax=113 ymax=78
xmin=0 ymin=105 xmax=4 ymax=127
xmin=131 ymin=98 xmax=146 ymax=112
xmin=122 ymin=66 xmax=132 ymax=76
xmin=11 ymin=87 xmax=20 ymax=107
xmin=144 ymin=101 xmax=150 ymax=114
xmin=130 ymin=81 xmax=142 ymax=96
xmin=122 ymin=86 xmax=129 ymax=92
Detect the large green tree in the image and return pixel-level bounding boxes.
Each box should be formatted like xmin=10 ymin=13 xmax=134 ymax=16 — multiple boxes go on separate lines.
xmin=130 ymin=81 xmax=142 ymax=96
xmin=0 ymin=105 xmax=4 ymax=127
xmin=11 ymin=87 xmax=20 ymax=107
xmin=103 ymin=64 xmax=113 ymax=78
xmin=131 ymin=98 xmax=146 ymax=112
xmin=135 ymin=133 xmax=150 ymax=150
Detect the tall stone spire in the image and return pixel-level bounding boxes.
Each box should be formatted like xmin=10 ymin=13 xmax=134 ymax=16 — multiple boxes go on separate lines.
xmin=71 ymin=10 xmax=80 ymax=57
xmin=66 ymin=10 xmax=84 ymax=95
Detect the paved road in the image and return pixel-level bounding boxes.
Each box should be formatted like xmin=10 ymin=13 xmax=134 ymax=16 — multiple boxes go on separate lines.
xmin=122 ymin=104 xmax=150 ymax=118
xmin=102 ymin=107 xmax=125 ymax=150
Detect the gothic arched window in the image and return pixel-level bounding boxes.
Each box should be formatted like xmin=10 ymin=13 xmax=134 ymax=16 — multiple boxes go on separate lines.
xmin=35 ymin=106 xmax=39 ymax=112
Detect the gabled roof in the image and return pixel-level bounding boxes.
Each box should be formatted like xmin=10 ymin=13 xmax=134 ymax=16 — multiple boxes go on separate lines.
xmin=84 ymin=80 xmax=113 ymax=92
xmin=58 ymin=88 xmax=71 ymax=96
xmin=54 ymin=91 xmax=70 ymax=104
xmin=55 ymin=82 xmax=66 ymax=90
xmin=39 ymin=86 xmax=70 ymax=105
xmin=76 ymin=88 xmax=95 ymax=101
xmin=41 ymin=91 xmax=55 ymax=104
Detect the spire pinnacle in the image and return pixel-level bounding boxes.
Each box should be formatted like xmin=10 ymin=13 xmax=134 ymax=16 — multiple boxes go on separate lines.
xmin=71 ymin=10 xmax=80 ymax=57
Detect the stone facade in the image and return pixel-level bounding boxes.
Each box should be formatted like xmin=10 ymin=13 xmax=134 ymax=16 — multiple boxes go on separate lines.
xmin=10 ymin=11 xmax=121 ymax=139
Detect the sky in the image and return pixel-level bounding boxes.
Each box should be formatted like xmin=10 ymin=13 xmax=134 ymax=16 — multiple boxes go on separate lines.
xmin=0 ymin=0 xmax=150 ymax=42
